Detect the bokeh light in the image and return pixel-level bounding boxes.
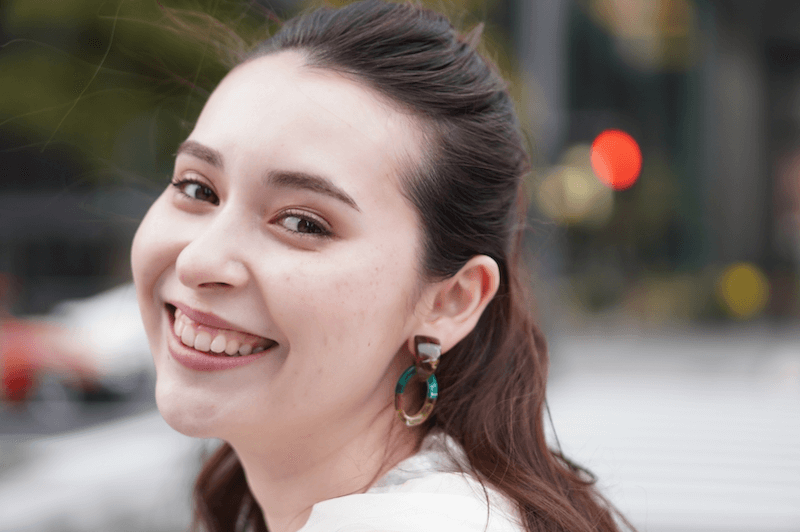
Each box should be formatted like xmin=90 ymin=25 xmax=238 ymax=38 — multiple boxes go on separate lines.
xmin=591 ymin=129 xmax=643 ymax=190
xmin=716 ymin=262 xmax=771 ymax=320
xmin=588 ymin=0 xmax=698 ymax=71
xmin=536 ymin=144 xmax=615 ymax=227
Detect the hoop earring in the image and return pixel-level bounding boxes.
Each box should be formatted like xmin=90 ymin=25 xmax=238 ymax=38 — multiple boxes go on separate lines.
xmin=395 ymin=336 xmax=441 ymax=427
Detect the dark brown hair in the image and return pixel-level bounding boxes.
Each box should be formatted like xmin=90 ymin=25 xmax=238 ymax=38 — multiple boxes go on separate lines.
xmin=192 ymin=2 xmax=629 ymax=531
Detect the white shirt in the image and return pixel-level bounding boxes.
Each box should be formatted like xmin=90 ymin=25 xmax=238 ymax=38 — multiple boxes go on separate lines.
xmin=299 ymin=431 xmax=524 ymax=532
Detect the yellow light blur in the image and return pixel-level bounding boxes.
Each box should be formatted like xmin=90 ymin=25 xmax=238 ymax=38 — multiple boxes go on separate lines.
xmin=589 ymin=0 xmax=698 ymax=71
xmin=536 ymin=144 xmax=614 ymax=228
xmin=716 ymin=263 xmax=770 ymax=320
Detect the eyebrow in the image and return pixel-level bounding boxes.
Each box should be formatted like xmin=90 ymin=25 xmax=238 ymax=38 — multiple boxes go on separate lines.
xmin=176 ymin=139 xmax=360 ymax=212
xmin=265 ymin=170 xmax=361 ymax=212
xmin=176 ymin=140 xmax=224 ymax=168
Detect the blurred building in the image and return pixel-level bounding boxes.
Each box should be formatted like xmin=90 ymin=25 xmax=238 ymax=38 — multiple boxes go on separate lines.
xmin=1 ymin=0 xmax=800 ymax=320
xmin=0 ymin=160 xmax=155 ymax=314
xmin=519 ymin=0 xmax=800 ymax=321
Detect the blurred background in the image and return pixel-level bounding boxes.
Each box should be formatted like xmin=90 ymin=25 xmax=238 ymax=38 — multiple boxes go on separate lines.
xmin=1 ymin=0 xmax=798 ymax=531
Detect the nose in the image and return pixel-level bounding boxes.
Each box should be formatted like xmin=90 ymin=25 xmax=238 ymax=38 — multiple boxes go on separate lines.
xmin=175 ymin=209 xmax=249 ymax=289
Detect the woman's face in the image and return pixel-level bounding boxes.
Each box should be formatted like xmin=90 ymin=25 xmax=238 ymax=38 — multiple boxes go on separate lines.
xmin=131 ymin=51 xmax=428 ymax=447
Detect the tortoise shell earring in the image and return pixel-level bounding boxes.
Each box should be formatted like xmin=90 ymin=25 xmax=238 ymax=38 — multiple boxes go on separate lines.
xmin=394 ymin=336 xmax=441 ymax=427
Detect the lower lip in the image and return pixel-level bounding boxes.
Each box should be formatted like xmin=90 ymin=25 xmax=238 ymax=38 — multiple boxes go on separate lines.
xmin=166 ymin=316 xmax=270 ymax=372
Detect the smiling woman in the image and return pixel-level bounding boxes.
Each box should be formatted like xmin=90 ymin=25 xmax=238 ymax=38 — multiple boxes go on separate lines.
xmin=130 ymin=2 xmax=631 ymax=532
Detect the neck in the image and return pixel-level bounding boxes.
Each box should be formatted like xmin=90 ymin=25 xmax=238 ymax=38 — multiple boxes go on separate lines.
xmin=231 ymin=407 xmax=423 ymax=532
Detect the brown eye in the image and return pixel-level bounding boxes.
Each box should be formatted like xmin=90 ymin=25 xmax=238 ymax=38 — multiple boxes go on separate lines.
xmin=281 ymin=215 xmax=325 ymax=234
xmin=172 ymin=180 xmax=219 ymax=205
xmin=275 ymin=210 xmax=332 ymax=238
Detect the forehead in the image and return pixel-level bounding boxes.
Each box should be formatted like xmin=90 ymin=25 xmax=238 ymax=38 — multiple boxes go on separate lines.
xmin=191 ymin=51 xmax=425 ymax=205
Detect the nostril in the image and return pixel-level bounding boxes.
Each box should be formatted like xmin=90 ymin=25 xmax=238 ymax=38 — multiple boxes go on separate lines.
xmin=198 ymin=282 xmax=234 ymax=288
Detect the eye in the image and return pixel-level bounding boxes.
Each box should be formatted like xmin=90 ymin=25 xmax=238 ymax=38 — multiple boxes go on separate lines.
xmin=171 ymin=178 xmax=219 ymax=205
xmin=276 ymin=210 xmax=331 ymax=237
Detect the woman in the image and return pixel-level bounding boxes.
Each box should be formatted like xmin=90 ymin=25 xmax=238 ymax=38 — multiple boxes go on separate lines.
xmin=131 ymin=1 xmax=628 ymax=531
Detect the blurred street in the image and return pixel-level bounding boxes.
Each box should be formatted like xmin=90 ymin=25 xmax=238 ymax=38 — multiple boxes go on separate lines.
xmin=548 ymin=324 xmax=800 ymax=532
xmin=1 ymin=324 xmax=798 ymax=532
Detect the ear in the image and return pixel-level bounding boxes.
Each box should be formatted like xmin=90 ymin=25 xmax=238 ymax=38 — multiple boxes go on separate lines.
xmin=410 ymin=255 xmax=500 ymax=355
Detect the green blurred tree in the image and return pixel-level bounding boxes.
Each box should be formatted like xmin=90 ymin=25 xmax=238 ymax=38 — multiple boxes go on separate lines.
xmin=0 ymin=0 xmax=519 ymax=188
xmin=0 ymin=0 xmax=284 ymax=186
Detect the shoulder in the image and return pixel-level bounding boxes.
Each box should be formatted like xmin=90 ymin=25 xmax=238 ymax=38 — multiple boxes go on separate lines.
xmin=299 ymin=431 xmax=525 ymax=532
xmin=299 ymin=470 xmax=524 ymax=532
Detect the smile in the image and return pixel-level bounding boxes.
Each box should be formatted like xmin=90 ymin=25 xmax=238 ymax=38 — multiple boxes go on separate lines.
xmin=171 ymin=306 xmax=276 ymax=357
xmin=165 ymin=304 xmax=277 ymax=371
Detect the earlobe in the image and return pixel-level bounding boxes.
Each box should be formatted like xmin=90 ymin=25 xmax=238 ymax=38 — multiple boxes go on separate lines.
xmin=414 ymin=255 xmax=500 ymax=354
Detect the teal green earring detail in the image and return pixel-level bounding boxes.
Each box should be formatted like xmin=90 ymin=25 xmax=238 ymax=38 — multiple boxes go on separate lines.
xmin=395 ymin=336 xmax=441 ymax=427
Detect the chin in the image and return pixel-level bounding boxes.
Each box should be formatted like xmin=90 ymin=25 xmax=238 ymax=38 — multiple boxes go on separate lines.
xmin=154 ymin=377 xmax=224 ymax=439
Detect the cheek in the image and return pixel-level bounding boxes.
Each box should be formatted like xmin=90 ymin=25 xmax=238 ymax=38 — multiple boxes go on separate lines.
xmin=273 ymin=244 xmax=417 ymax=355
xmin=131 ymin=196 xmax=179 ymax=327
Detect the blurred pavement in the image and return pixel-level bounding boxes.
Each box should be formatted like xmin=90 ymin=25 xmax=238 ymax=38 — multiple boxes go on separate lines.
xmin=0 ymin=324 xmax=798 ymax=532
xmin=548 ymin=325 xmax=800 ymax=532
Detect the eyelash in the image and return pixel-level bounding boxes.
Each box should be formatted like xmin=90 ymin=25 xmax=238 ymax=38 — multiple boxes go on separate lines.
xmin=171 ymin=177 xmax=219 ymax=205
xmin=275 ymin=209 xmax=332 ymax=238
xmin=170 ymin=177 xmax=332 ymax=239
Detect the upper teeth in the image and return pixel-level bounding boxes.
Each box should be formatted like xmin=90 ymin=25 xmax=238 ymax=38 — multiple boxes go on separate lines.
xmin=173 ymin=308 xmax=270 ymax=356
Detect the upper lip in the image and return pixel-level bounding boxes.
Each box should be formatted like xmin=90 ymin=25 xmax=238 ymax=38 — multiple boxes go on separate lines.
xmin=170 ymin=301 xmax=266 ymax=338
